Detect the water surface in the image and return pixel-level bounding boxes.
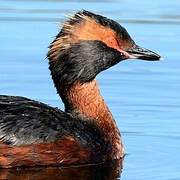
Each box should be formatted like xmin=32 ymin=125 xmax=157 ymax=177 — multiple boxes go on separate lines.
xmin=0 ymin=0 xmax=180 ymax=179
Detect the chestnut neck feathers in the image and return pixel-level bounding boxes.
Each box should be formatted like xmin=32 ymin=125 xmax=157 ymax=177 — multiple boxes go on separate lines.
xmin=62 ymin=80 xmax=124 ymax=159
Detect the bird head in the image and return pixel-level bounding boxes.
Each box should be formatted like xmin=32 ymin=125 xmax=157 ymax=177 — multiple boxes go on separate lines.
xmin=48 ymin=10 xmax=161 ymax=86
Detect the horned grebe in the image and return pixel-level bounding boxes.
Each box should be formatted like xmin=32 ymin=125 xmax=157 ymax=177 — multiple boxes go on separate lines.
xmin=0 ymin=10 xmax=160 ymax=168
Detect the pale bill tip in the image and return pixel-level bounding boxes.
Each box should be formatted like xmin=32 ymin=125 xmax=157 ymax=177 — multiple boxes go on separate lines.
xmin=159 ymin=57 xmax=164 ymax=61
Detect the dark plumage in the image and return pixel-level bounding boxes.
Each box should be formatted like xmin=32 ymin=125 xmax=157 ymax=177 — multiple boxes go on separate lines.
xmin=49 ymin=40 xmax=124 ymax=86
xmin=0 ymin=95 xmax=105 ymax=146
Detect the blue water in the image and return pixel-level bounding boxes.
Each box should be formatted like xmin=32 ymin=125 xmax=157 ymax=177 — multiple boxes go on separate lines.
xmin=0 ymin=0 xmax=180 ymax=179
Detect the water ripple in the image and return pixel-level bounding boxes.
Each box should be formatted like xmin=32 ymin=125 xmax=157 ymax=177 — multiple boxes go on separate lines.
xmin=1 ymin=16 xmax=180 ymax=25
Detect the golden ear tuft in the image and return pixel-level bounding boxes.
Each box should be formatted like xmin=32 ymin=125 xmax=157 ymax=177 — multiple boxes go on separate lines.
xmin=47 ymin=10 xmax=118 ymax=62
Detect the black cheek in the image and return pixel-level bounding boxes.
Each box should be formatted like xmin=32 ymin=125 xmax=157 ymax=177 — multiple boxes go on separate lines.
xmin=50 ymin=40 xmax=124 ymax=86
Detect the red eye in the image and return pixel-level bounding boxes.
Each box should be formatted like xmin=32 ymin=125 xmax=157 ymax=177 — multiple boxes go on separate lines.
xmin=104 ymin=36 xmax=120 ymax=51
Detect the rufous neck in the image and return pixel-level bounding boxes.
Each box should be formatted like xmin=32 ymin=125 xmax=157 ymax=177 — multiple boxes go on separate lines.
xmin=60 ymin=80 xmax=124 ymax=159
xmin=64 ymin=80 xmax=112 ymax=121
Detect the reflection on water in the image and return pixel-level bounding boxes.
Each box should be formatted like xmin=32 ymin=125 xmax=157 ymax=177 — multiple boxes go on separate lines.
xmin=0 ymin=160 xmax=123 ymax=180
xmin=0 ymin=0 xmax=180 ymax=179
